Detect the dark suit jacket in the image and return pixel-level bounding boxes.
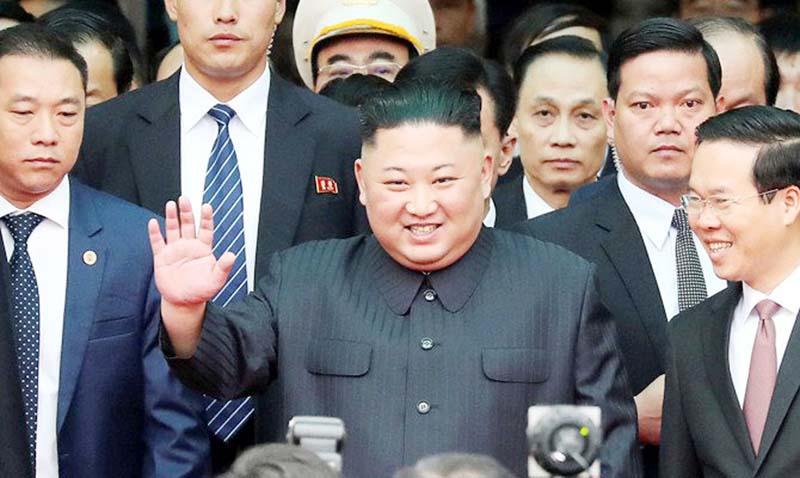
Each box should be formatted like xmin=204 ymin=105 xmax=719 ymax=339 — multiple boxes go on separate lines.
xmin=0 ymin=240 xmax=31 ymax=477
xmin=75 ymin=69 xmax=365 ymax=280
xmin=661 ymin=284 xmax=800 ymax=477
xmin=47 ymin=179 xmax=209 ymax=477
xmin=491 ymin=176 xmax=527 ymax=229
xmin=165 ymin=229 xmax=642 ymax=478
xmin=515 ymin=178 xmax=667 ymax=396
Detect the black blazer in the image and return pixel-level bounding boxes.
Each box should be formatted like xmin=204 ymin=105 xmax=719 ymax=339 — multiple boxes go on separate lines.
xmin=491 ymin=175 xmax=527 ymax=229
xmin=75 ymin=69 xmax=366 ymax=280
xmin=166 ymin=230 xmax=642 ymax=478
xmin=661 ymin=284 xmax=800 ymax=477
xmin=0 ymin=240 xmax=31 ymax=478
xmin=515 ymin=178 xmax=668 ymax=396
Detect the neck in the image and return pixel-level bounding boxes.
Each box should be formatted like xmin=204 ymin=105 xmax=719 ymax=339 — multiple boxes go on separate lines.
xmin=525 ymin=174 xmax=571 ymax=210
xmin=622 ymin=171 xmax=684 ymax=207
xmin=748 ymin=242 xmax=800 ymax=294
xmin=184 ymin=60 xmax=267 ymax=103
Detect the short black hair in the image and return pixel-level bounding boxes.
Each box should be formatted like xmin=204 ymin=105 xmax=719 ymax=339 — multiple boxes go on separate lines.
xmin=697 ymin=105 xmax=800 ymax=194
xmin=219 ymin=444 xmax=340 ymax=478
xmin=394 ymin=47 xmax=516 ymax=136
xmin=318 ymin=73 xmax=392 ymax=108
xmin=501 ymin=2 xmax=607 ymax=72
xmin=38 ymin=5 xmax=134 ymax=94
xmin=311 ymin=33 xmax=417 ymax=86
xmin=692 ymin=16 xmax=779 ymax=106
xmin=0 ymin=1 xmax=35 ymax=24
xmin=607 ymin=17 xmax=721 ymax=100
xmin=359 ymin=80 xmax=482 ymax=146
xmin=0 ymin=23 xmax=87 ymax=89
xmin=513 ymin=35 xmax=607 ymax=93
xmin=759 ymin=13 xmax=800 ymax=54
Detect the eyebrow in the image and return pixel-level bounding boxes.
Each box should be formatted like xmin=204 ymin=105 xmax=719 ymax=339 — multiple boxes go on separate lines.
xmin=368 ymin=51 xmax=397 ymax=62
xmin=531 ymin=96 xmax=600 ymax=106
xmin=10 ymin=94 xmax=82 ymax=106
xmin=382 ymin=163 xmax=456 ymax=173
xmin=626 ymin=87 xmax=705 ymax=100
xmin=325 ymin=54 xmax=352 ymax=65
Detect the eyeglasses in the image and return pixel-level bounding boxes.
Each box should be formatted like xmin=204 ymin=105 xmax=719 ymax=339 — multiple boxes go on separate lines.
xmin=680 ymin=189 xmax=779 ymax=216
xmin=317 ymin=61 xmax=403 ymax=82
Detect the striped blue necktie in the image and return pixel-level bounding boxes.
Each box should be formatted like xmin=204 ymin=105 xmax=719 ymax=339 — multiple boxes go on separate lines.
xmin=3 ymin=212 xmax=44 ymax=473
xmin=202 ymin=104 xmax=254 ymax=441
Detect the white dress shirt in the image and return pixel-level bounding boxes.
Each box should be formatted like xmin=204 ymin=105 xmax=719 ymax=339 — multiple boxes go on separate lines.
xmin=523 ymin=176 xmax=555 ymax=220
xmin=617 ymin=172 xmax=727 ymax=320
xmin=483 ymin=198 xmax=496 ymax=227
xmin=179 ymin=67 xmax=269 ymax=290
xmin=729 ymin=265 xmax=800 ymax=407
xmin=0 ymin=178 xmax=70 ymax=478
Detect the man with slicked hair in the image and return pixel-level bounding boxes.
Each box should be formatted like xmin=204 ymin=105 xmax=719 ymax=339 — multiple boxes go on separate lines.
xmin=516 ymin=18 xmax=728 ymax=476
xmin=151 ymin=80 xmax=641 ymax=478
xmin=662 ymin=105 xmax=800 ymax=477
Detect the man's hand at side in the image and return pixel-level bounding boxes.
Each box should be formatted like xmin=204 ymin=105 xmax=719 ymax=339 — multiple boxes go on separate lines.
xmin=148 ymin=197 xmax=235 ymax=358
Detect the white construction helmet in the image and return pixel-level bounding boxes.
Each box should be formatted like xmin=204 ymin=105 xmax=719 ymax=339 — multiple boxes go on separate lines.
xmin=293 ymin=0 xmax=436 ymax=89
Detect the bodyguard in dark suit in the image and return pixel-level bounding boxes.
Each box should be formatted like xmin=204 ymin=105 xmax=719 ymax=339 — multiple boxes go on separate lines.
xmin=661 ymin=107 xmax=800 ymax=477
xmin=0 ymin=25 xmax=208 ymax=477
xmin=74 ymin=0 xmax=363 ymax=469
xmin=515 ymin=19 xmax=728 ymax=476
xmin=152 ymin=82 xmax=642 ymax=478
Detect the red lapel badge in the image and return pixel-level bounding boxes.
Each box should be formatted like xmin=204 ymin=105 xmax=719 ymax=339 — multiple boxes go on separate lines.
xmin=315 ymin=176 xmax=339 ymax=195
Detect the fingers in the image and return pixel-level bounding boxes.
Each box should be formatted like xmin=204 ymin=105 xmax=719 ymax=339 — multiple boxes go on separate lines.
xmin=148 ymin=218 xmax=165 ymax=256
xmin=197 ymin=203 xmax=215 ymax=246
xmin=212 ymin=251 xmax=237 ymax=288
xmin=178 ymin=196 xmax=197 ymax=239
xmin=164 ymin=201 xmax=180 ymax=244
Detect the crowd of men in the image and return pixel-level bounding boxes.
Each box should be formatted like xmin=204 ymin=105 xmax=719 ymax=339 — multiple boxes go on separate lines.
xmin=2 ymin=1 xmax=800 ymax=477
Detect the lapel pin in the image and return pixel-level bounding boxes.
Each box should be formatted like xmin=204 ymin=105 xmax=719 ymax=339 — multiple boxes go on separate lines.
xmin=83 ymin=250 xmax=97 ymax=266
xmin=315 ymin=176 xmax=339 ymax=195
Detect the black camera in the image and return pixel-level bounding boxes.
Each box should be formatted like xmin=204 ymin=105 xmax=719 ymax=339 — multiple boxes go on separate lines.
xmin=527 ymin=405 xmax=602 ymax=478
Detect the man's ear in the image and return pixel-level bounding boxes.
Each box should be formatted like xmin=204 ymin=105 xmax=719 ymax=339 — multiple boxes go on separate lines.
xmin=274 ymin=0 xmax=287 ymax=26
xmin=164 ymin=0 xmax=178 ymax=22
xmin=715 ymin=95 xmax=727 ymax=114
xmin=354 ymin=158 xmax=367 ymax=206
xmin=481 ymin=153 xmax=494 ymax=201
xmin=781 ymin=185 xmax=800 ymax=226
xmin=497 ymin=133 xmax=517 ymax=177
xmin=602 ymin=98 xmax=616 ymax=146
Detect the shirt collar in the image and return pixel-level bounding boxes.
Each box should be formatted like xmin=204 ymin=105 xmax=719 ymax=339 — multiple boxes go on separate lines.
xmin=367 ymin=228 xmax=494 ymax=315
xmin=178 ymin=65 xmax=270 ymax=135
xmin=0 ymin=177 xmax=70 ymax=229
xmin=742 ymin=264 xmax=800 ymax=321
xmin=617 ymin=170 xmax=677 ymax=251
xmin=522 ymin=176 xmax=555 ymax=219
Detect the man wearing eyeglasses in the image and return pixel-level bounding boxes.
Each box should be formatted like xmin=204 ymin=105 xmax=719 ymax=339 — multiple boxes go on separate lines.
xmin=661 ymin=105 xmax=800 ymax=477
xmin=293 ymin=0 xmax=436 ymax=92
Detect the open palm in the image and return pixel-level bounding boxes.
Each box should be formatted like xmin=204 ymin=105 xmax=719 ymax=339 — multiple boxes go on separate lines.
xmin=148 ymin=197 xmax=235 ymax=306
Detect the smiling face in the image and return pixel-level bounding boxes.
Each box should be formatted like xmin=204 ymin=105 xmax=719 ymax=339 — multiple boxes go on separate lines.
xmin=355 ymin=123 xmax=492 ymax=271
xmin=164 ymin=0 xmax=284 ymax=94
xmin=689 ymin=139 xmax=796 ymax=291
xmin=605 ymin=50 xmax=718 ymax=205
xmin=0 ymin=54 xmax=84 ymax=208
xmin=514 ymin=53 xmax=608 ymax=196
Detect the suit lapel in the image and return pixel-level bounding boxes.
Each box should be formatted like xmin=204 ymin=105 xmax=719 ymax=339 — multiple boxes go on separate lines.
xmin=701 ymin=284 xmax=756 ymax=466
xmin=129 ymin=73 xmax=181 ymax=214
xmin=596 ymin=182 xmax=670 ymax=363
xmin=494 ymin=176 xmax=527 ymax=228
xmin=255 ymin=74 xmax=315 ymax=277
xmin=755 ymin=309 xmax=800 ymax=471
xmin=57 ymin=180 xmax=107 ymax=432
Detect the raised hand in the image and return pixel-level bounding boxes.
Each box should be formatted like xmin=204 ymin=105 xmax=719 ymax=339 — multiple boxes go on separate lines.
xmin=148 ymin=197 xmax=236 ymax=357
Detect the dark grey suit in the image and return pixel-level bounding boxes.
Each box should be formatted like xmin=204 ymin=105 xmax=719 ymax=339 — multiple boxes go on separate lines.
xmin=75 ymin=69 xmax=366 ymax=280
xmin=661 ymin=284 xmax=800 ymax=477
xmin=0 ymin=240 xmax=31 ymax=478
xmin=491 ymin=176 xmax=527 ymax=229
xmin=165 ymin=229 xmax=642 ymax=478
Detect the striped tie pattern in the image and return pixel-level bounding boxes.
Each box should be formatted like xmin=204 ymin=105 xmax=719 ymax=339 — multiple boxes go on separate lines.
xmin=202 ymin=104 xmax=254 ymax=441
xmin=3 ymin=212 xmax=44 ymax=472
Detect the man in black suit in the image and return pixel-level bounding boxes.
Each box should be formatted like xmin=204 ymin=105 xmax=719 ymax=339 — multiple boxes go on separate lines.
xmin=515 ymin=18 xmax=728 ymax=476
xmin=151 ymin=81 xmax=641 ymax=478
xmin=75 ymin=0 xmax=364 ymax=471
xmin=661 ymin=106 xmax=800 ymax=477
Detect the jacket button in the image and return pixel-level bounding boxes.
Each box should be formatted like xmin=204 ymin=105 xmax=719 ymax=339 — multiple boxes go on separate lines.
xmin=423 ymin=289 xmax=436 ymax=302
xmin=417 ymin=400 xmax=431 ymax=414
xmin=420 ymin=337 xmax=434 ymax=350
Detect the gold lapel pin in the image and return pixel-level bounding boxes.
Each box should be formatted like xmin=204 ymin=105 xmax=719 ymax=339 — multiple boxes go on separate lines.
xmin=83 ymin=250 xmax=98 ymax=266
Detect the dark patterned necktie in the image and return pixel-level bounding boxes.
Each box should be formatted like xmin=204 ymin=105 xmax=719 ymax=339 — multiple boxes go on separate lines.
xmin=202 ymin=104 xmax=254 ymax=441
xmin=672 ymin=208 xmax=707 ymax=311
xmin=3 ymin=212 xmax=44 ymax=472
